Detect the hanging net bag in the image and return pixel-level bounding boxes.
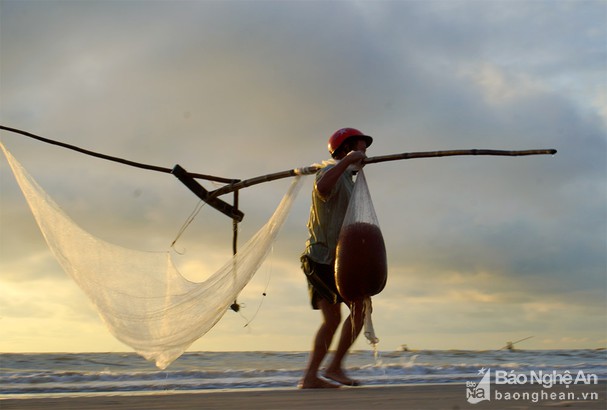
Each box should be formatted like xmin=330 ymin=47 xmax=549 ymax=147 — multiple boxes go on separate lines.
xmin=335 ymin=169 xmax=387 ymax=345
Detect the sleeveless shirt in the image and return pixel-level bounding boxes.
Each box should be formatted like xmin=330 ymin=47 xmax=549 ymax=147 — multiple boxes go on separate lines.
xmin=303 ymin=163 xmax=354 ymax=266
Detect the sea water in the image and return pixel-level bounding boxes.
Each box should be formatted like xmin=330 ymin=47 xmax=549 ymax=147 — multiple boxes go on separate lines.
xmin=1 ymin=349 xmax=605 ymax=398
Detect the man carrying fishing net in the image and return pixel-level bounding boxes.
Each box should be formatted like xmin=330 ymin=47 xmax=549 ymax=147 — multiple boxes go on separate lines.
xmin=299 ymin=128 xmax=372 ymax=389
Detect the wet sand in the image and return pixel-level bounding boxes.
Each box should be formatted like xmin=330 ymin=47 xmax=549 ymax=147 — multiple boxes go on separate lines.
xmin=1 ymin=382 xmax=605 ymax=410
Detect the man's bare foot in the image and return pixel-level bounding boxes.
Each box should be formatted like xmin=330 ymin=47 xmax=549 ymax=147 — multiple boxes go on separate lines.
xmin=324 ymin=370 xmax=360 ymax=386
xmin=298 ymin=376 xmax=341 ymax=389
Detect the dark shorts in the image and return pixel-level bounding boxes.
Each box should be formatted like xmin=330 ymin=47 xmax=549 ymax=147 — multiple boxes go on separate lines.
xmin=300 ymin=255 xmax=343 ymax=310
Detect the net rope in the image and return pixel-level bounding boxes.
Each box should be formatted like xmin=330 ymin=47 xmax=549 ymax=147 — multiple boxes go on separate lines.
xmin=2 ymin=143 xmax=304 ymax=369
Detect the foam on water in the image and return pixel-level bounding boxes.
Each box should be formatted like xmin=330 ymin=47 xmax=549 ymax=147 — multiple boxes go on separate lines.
xmin=1 ymin=349 xmax=605 ymax=397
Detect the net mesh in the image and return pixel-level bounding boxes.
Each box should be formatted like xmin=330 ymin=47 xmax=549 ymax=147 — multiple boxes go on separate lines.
xmin=2 ymin=143 xmax=303 ymax=369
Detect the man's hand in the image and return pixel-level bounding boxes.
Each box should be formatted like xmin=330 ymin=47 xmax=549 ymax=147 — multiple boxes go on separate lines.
xmin=316 ymin=150 xmax=367 ymax=198
xmin=342 ymin=150 xmax=366 ymax=169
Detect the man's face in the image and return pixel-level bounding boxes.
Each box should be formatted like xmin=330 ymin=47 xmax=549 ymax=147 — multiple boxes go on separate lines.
xmin=347 ymin=137 xmax=368 ymax=154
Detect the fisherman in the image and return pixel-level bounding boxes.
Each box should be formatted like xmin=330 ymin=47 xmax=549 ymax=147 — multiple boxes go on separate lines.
xmin=299 ymin=128 xmax=372 ymax=389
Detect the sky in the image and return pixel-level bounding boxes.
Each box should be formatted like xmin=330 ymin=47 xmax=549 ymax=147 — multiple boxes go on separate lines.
xmin=1 ymin=0 xmax=606 ymax=356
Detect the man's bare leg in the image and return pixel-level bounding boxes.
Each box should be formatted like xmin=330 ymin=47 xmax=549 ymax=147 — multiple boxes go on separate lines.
xmin=324 ymin=300 xmax=364 ymax=386
xmin=300 ymin=300 xmax=342 ymax=388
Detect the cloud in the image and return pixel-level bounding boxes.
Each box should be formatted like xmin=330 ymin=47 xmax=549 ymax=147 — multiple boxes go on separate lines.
xmin=1 ymin=0 xmax=605 ymax=352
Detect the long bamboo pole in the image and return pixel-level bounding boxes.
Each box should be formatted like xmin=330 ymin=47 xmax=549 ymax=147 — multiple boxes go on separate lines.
xmin=1 ymin=125 xmax=556 ymax=199
xmin=210 ymin=148 xmax=556 ymax=197
xmin=364 ymin=148 xmax=556 ymax=164
xmin=0 ymin=125 xmax=236 ymax=183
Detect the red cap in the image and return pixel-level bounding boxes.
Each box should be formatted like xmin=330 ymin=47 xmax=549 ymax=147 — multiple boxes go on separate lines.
xmin=328 ymin=128 xmax=373 ymax=158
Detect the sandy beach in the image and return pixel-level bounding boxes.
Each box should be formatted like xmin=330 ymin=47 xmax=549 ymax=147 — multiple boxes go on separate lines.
xmin=1 ymin=383 xmax=605 ymax=410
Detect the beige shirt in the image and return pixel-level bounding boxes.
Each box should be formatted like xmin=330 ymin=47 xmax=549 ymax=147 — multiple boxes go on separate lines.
xmin=303 ymin=163 xmax=354 ymax=266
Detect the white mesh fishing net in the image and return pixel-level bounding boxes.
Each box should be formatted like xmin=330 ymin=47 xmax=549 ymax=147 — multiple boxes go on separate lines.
xmin=2 ymin=143 xmax=303 ymax=369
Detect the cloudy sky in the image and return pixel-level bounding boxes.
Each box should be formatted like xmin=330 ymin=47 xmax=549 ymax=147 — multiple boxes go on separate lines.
xmin=1 ymin=0 xmax=605 ymax=356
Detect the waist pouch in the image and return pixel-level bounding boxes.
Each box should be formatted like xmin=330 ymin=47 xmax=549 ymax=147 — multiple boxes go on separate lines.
xmin=300 ymin=255 xmax=340 ymax=304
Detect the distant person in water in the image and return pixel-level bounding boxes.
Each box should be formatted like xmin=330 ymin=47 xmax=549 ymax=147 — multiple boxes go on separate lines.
xmin=299 ymin=128 xmax=372 ymax=389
